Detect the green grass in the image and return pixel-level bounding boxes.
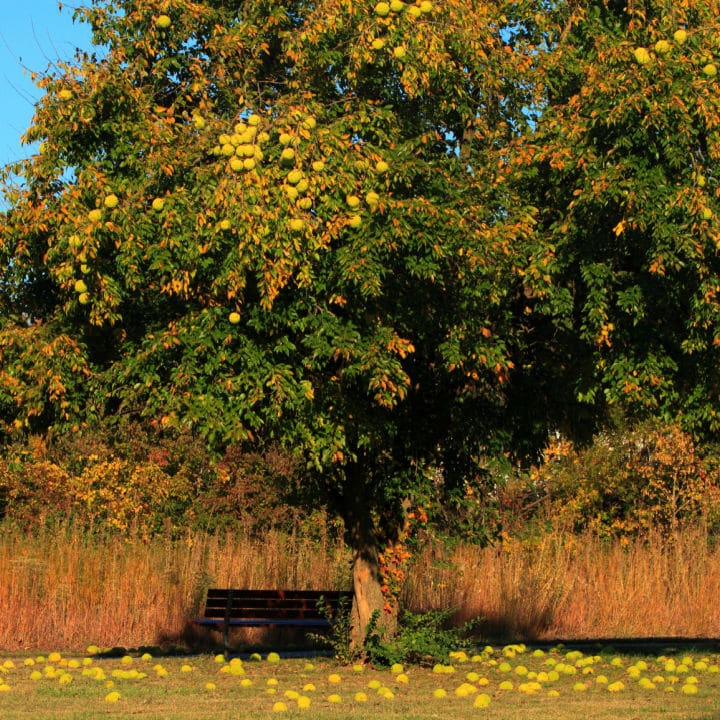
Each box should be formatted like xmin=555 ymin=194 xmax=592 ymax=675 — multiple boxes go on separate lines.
xmin=1 ymin=645 xmax=719 ymax=719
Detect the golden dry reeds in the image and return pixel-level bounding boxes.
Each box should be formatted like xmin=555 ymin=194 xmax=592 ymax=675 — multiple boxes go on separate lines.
xmin=402 ymin=525 xmax=720 ymax=640
xmin=1 ymin=522 xmax=720 ymax=651
xmin=0 ymin=522 xmax=350 ymax=651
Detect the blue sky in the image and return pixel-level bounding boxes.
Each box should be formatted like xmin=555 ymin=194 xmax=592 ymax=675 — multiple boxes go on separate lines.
xmin=0 ymin=1 xmax=94 ymax=169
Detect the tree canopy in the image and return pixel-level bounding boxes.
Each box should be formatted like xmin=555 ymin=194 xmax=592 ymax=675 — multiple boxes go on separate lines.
xmin=1 ymin=0 xmax=720 ymax=637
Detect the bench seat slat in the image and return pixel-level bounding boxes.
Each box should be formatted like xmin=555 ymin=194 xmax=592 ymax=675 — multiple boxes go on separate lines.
xmin=193 ymin=617 xmax=333 ymax=627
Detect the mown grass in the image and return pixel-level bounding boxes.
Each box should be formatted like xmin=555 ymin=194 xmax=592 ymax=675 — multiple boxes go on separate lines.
xmin=1 ymin=644 xmax=720 ymax=720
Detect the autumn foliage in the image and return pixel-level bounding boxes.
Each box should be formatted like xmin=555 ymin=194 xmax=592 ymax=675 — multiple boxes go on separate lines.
xmin=2 ymin=0 xmax=720 ymax=636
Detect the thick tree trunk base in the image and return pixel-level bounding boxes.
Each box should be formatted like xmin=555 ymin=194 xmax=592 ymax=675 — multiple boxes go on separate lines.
xmin=351 ymin=552 xmax=398 ymax=649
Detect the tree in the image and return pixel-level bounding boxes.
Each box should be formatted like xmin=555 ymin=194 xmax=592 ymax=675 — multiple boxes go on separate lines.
xmin=0 ymin=0 xmax=541 ymax=640
xmin=516 ymin=0 xmax=720 ymax=440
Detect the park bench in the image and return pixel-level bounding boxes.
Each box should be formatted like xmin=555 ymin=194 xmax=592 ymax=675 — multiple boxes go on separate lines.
xmin=192 ymin=588 xmax=353 ymax=650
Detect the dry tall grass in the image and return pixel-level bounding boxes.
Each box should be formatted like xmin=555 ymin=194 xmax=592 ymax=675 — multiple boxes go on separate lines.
xmin=403 ymin=525 xmax=720 ymax=640
xmin=2 ymin=522 xmax=720 ymax=651
xmin=0 ymin=522 xmax=350 ymax=651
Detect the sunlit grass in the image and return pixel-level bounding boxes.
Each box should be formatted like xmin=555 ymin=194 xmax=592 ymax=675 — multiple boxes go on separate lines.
xmin=2 ymin=522 xmax=720 ymax=651
xmin=0 ymin=645 xmax=720 ymax=719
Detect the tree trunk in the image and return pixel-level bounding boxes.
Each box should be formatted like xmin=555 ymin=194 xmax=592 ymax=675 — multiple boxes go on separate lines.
xmin=350 ymin=541 xmax=398 ymax=648
xmin=343 ymin=461 xmax=399 ymax=648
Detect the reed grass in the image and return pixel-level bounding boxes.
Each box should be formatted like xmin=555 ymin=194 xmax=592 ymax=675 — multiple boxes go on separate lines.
xmin=1 ymin=521 xmax=719 ymax=652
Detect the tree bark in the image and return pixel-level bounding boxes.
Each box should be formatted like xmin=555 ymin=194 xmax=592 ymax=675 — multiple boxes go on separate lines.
xmin=343 ymin=461 xmax=399 ymax=648
xmin=350 ymin=541 xmax=398 ymax=648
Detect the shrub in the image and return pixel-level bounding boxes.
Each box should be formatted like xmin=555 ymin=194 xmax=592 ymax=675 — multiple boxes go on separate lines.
xmin=364 ymin=608 xmax=473 ymax=667
xmin=530 ymin=420 xmax=720 ymax=537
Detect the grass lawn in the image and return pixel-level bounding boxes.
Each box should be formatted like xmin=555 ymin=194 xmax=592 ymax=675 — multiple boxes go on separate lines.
xmin=1 ymin=644 xmax=719 ymax=719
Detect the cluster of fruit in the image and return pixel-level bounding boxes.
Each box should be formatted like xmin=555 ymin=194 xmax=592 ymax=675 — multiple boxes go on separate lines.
xmin=370 ymin=0 xmax=434 ymax=55
xmin=633 ymin=28 xmax=717 ymax=78
xmin=210 ymin=114 xmax=268 ymax=173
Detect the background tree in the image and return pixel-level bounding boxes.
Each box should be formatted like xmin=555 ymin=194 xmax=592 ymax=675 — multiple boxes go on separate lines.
xmin=517 ymin=0 xmax=720 ymax=441
xmin=0 ymin=0 xmax=541 ymax=640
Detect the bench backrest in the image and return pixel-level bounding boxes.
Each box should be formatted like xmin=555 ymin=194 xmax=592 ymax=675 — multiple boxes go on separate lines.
xmin=201 ymin=589 xmax=352 ymax=621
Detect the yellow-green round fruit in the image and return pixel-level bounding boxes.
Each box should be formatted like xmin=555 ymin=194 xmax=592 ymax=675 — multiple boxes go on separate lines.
xmin=152 ymin=197 xmax=165 ymax=212
xmin=280 ymin=147 xmax=295 ymax=163
xmin=289 ymin=218 xmax=305 ymax=232
xmin=287 ymin=169 xmax=304 ymax=185
xmin=673 ymin=29 xmax=688 ymax=45
xmin=78 ymin=292 xmax=90 ymax=305
xmin=375 ymin=160 xmax=389 ymax=173
xmin=634 ymin=47 xmax=651 ymax=65
xmin=80 ymin=264 xmax=90 ymax=274
xmin=247 ymin=114 xmax=261 ymax=126
xmin=68 ymin=234 xmax=82 ymax=249
xmin=393 ymin=45 xmax=407 ymax=59
xmin=702 ymin=208 xmax=713 ymax=220
xmin=279 ymin=132 xmax=293 ymax=146
xmin=229 ymin=311 xmax=241 ymax=324
xmin=348 ymin=214 xmax=363 ymax=228
xmin=346 ymin=194 xmax=361 ymax=209
xmin=312 ymin=160 xmax=326 ymax=172
xmin=58 ymin=89 xmax=73 ymax=101
xmin=375 ymin=2 xmax=390 ymax=16
xmin=298 ymin=197 xmax=313 ymax=210
xmin=193 ymin=115 xmax=206 ymax=129
xmin=285 ymin=185 xmax=299 ymax=201
xmin=236 ymin=144 xmax=254 ymax=158
xmin=407 ymin=5 xmax=421 ymax=17
xmin=419 ymin=0 xmax=433 ymax=12
xmin=74 ymin=279 xmax=88 ymax=294
xmin=221 ymin=143 xmax=236 ymax=157
xmin=156 ymin=15 xmax=172 ymax=29
xmin=302 ymin=116 xmax=317 ymax=130
xmin=390 ymin=0 xmax=405 ymax=11
xmin=296 ymin=179 xmax=309 ymax=193
xmin=229 ymin=157 xmax=244 ymax=171
xmin=654 ymin=39 xmax=671 ymax=55
xmin=219 ymin=219 xmax=231 ymax=231
xmin=243 ymin=158 xmax=256 ymax=170
xmin=88 ymin=209 xmax=102 ymax=222
xmin=104 ymin=193 xmax=119 ymax=209
xmin=366 ymin=191 xmax=380 ymax=206
xmin=703 ymin=63 xmax=717 ymax=77
xmin=371 ymin=38 xmax=386 ymax=50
